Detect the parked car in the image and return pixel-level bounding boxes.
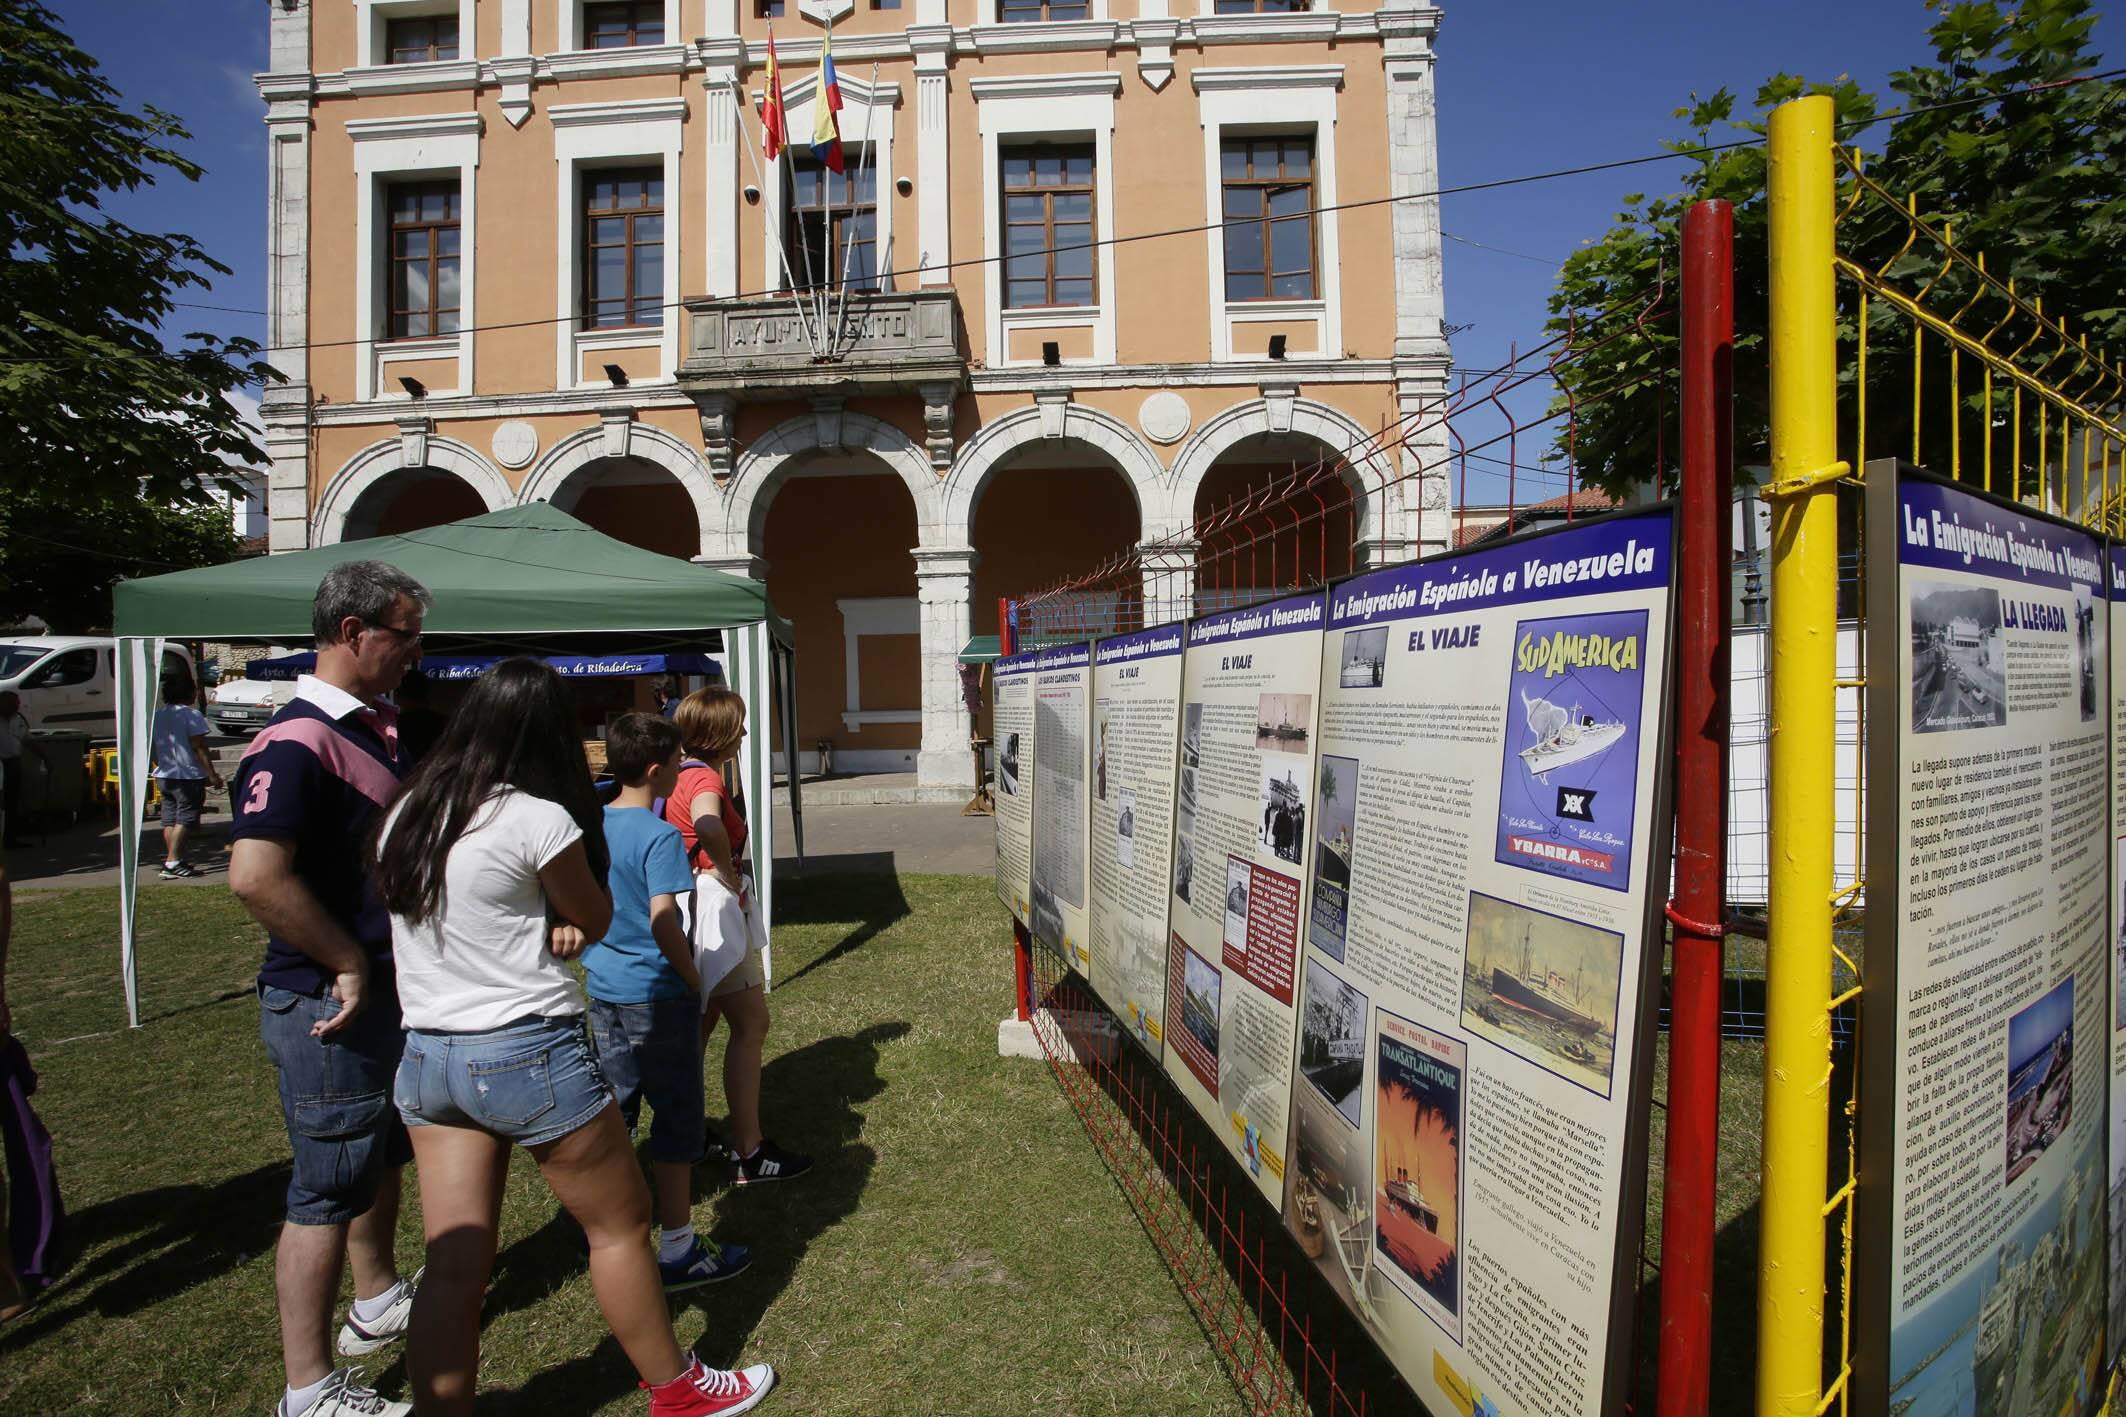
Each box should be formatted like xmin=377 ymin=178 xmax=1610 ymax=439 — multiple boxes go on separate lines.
xmin=207 ymin=677 xmax=279 ymax=735
xmin=0 ymin=636 xmax=196 ymax=741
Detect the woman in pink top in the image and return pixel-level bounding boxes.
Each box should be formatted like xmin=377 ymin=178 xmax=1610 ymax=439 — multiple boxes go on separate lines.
xmin=668 ymin=689 xmax=811 ymax=1186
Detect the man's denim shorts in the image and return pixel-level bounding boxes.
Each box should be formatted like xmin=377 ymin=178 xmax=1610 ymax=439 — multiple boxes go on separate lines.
xmin=159 ymin=778 xmax=206 ymax=827
xmin=587 ymin=996 xmax=705 ymax=1164
xmin=259 ymin=980 xmax=413 ymax=1226
xmin=394 ymin=1014 xmax=614 ymax=1149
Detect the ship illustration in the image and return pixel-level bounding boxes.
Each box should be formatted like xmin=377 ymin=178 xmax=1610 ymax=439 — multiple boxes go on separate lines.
xmin=1517 ymin=689 xmax=1627 ymax=781
xmin=1321 ymin=826 xmax=1352 ymax=869
xmin=1384 ymin=1166 xmax=1440 ymax=1233
xmin=1488 ymin=921 xmax=1602 ymax=1035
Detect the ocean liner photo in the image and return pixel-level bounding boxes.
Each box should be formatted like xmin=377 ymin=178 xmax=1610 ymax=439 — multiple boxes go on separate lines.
xmin=1517 ymin=689 xmax=1627 ymax=782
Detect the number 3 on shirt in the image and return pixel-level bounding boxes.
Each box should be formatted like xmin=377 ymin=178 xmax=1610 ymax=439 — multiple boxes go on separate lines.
xmin=242 ymin=771 xmax=273 ymax=816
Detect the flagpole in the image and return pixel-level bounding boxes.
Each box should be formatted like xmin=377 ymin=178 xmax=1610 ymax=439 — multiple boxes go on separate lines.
xmin=806 ymin=17 xmax=837 ymax=352
xmin=725 ymin=75 xmax=821 ymax=356
xmin=831 ymin=62 xmax=884 ymax=360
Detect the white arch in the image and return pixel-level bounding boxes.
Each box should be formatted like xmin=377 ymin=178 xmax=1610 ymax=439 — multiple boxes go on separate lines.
xmin=1166 ymin=398 xmax=1400 ymax=545
xmin=313 ymin=435 xmax=512 ymax=546
xmin=518 ymin=421 xmax=718 ymax=554
xmin=943 ymin=402 xmax=1168 ymax=541
xmin=722 ymin=411 xmax=946 ymax=557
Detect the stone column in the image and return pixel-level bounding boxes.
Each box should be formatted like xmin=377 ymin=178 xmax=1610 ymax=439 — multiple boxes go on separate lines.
xmin=1380 ymin=3 xmax=1454 ymax=559
xmin=913 ymin=545 xmax=978 ymax=791
xmin=909 ymin=26 xmax=953 ymax=286
xmin=1139 ymin=538 xmax=1197 ymax=627
xmin=261 ymin=3 xmax=313 ymax=554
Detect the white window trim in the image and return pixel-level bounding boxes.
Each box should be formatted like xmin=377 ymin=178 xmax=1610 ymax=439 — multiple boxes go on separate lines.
xmin=355 ymin=0 xmax=476 ymax=68
xmin=551 ymin=97 xmax=687 ymax=390
xmin=348 ymin=112 xmax=482 ymax=403
xmin=973 ymin=72 xmax=1121 ymax=368
xmin=559 ymin=0 xmax=682 ymax=51
xmin=982 ymin=0 xmax=1108 ymax=23
xmin=1195 ymin=66 xmax=1343 ymax=364
xmin=837 ymin=596 xmax=921 ymax=733
xmin=968 ymin=16 xmax=1119 ymax=53
xmin=758 ymin=76 xmax=899 ymax=299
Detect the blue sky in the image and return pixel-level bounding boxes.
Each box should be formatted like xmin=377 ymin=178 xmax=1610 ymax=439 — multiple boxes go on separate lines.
xmin=52 ymin=0 xmax=2121 ymax=501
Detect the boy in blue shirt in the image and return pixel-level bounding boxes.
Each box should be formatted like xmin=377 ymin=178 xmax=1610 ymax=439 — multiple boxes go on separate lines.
xmin=585 ymin=713 xmax=752 ymax=1289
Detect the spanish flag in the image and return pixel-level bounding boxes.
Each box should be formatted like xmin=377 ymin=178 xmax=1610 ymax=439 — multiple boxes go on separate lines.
xmin=759 ymin=30 xmax=787 ymax=161
xmin=811 ymin=30 xmax=844 ymax=174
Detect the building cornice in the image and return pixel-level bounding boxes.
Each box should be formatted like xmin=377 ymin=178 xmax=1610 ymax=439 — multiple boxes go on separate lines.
xmin=322 ymin=59 xmax=481 ymax=97
xmin=1190 ymin=12 xmax=1344 ymax=44
xmin=1191 ymin=64 xmax=1344 ymax=93
xmin=305 ymin=386 xmax=698 ymax=429
xmin=966 ymin=20 xmax=1121 ymax=56
xmin=542 ymin=44 xmax=692 ymax=82
xmin=343 ymin=110 xmax=485 ymax=143
xmin=967 ymin=71 xmax=1125 ymax=102
xmin=547 ymin=95 xmax=690 ymax=130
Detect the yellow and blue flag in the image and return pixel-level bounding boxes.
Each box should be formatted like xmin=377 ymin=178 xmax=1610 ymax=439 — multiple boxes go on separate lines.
xmin=811 ymin=31 xmax=844 ymax=174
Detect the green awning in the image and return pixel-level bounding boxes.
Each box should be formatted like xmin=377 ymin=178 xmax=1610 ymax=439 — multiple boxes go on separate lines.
xmin=112 ymin=501 xmax=791 ymax=648
xmin=958 ymin=635 xmax=1001 ymax=664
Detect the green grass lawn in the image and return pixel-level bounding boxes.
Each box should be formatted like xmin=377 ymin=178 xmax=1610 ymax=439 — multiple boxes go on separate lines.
xmin=0 ymin=875 xmax=1253 ymax=1417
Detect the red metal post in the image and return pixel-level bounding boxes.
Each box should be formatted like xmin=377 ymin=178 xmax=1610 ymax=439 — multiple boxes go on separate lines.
xmin=1000 ymin=596 xmax=1035 ymax=1024
xmin=1657 ymin=198 xmax=1733 ymax=1417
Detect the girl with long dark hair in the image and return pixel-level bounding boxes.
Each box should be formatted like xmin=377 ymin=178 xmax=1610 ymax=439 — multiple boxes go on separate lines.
xmin=371 ymin=659 xmax=775 ymax=1417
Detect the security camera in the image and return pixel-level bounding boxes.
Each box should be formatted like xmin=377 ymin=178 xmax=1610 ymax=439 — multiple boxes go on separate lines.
xmin=895 ymin=175 xmax=914 ymax=197
xmin=743 ymin=184 xmax=761 ymax=205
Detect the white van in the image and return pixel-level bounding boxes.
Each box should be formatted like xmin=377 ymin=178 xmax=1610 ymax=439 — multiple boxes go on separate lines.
xmin=0 ymin=636 xmax=198 ymax=740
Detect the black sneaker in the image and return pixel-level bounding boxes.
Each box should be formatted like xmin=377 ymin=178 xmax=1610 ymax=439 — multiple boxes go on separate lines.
xmin=734 ymin=1138 xmax=813 ymax=1186
xmin=159 ymin=862 xmax=200 ymax=880
xmin=699 ymin=1122 xmax=731 ymax=1163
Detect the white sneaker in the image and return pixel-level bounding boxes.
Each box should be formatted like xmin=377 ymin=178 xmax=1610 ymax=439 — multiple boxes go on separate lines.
xmin=279 ymin=1368 xmax=410 ymax=1417
xmin=335 ymin=1267 xmax=422 ymax=1356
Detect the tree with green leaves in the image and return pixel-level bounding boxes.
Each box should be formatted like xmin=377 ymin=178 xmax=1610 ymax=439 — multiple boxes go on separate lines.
xmin=1 ymin=0 xmax=271 ymax=623
xmin=1546 ymin=0 xmax=2125 ymax=500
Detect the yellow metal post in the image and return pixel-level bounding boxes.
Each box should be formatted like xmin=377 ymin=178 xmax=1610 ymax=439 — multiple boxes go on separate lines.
xmin=1760 ymin=94 xmax=1838 ymax=1417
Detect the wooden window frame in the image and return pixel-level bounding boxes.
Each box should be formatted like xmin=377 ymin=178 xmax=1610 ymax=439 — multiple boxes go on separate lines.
xmin=1219 ymin=135 xmax=1318 ymax=303
xmin=997 ymin=0 xmax=1091 ymax=23
xmin=582 ymin=167 xmax=666 ymax=331
xmin=755 ymin=0 xmax=785 ymax=17
xmin=582 ymin=0 xmax=665 ymax=48
xmin=386 ymin=180 xmax=463 ymax=341
xmin=1000 ymin=144 xmax=1098 ymax=310
xmin=384 ymin=13 xmax=459 ymax=64
xmin=784 ymin=154 xmax=880 ymax=294
xmin=1210 ymin=0 xmax=1311 ymax=12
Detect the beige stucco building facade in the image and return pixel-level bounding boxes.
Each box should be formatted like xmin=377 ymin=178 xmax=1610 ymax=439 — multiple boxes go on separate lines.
xmin=256 ymin=0 xmax=1451 ymax=790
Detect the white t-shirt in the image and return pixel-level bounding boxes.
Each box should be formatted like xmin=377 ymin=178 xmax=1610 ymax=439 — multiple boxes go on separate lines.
xmin=150 ymin=706 xmax=212 ymax=780
xmin=384 ymin=787 xmax=588 ymax=1032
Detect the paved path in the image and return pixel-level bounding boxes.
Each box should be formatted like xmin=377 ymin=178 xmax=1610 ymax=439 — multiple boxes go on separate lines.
xmin=9 ymin=795 xmax=996 ymax=891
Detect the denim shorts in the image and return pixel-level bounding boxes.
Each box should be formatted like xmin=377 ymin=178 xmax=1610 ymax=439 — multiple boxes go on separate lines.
xmin=394 ymin=1014 xmax=614 ymax=1149
xmin=587 ymin=996 xmax=705 ymax=1164
xmin=259 ymin=980 xmax=413 ymax=1225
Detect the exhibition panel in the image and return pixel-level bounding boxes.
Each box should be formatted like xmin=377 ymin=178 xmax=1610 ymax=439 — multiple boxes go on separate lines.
xmin=1857 ymin=466 xmax=2110 ymax=1417
xmin=1031 ymin=644 xmax=1094 ymax=966
xmin=994 ymin=648 xmax=1039 ymax=928
xmin=1163 ymin=591 xmax=1330 ymax=1211
xmin=1088 ymin=626 xmax=1188 ymax=1059
xmin=2113 ymin=542 xmax=2126 ymax=1381
xmin=1283 ymin=506 xmax=1677 ymax=1417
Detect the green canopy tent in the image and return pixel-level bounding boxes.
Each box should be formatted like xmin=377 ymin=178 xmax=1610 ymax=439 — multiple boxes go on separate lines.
xmin=110 ymin=503 xmax=801 ymax=1027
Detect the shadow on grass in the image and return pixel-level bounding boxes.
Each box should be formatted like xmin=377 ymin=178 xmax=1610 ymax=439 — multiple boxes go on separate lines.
xmin=767 ymin=871 xmax=912 ymax=992
xmin=481 ymin=1021 xmax=906 ymax=1413
xmin=0 ymin=1161 xmax=289 ymax=1354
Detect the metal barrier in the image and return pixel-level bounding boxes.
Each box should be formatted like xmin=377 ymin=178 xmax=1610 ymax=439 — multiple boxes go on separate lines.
xmin=1760 ymin=91 xmax=2126 ymax=1417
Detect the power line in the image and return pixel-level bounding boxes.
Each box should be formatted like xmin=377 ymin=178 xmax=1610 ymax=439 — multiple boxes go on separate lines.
xmin=2 ymin=64 xmax=2118 ymax=367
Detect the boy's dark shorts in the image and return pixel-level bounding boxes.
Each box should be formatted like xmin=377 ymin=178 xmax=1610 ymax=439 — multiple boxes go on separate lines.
xmin=159 ymin=778 xmax=207 ymax=827
xmin=586 ymin=996 xmax=705 ymax=1164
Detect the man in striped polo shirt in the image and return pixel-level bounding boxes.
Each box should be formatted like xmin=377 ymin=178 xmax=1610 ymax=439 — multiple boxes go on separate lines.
xmin=230 ymin=561 xmax=430 ymax=1417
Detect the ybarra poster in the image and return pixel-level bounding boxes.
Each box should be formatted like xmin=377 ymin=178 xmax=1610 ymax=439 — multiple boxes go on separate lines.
xmin=992 ymin=649 xmax=1040 ymax=928
xmin=1283 ymin=508 xmax=1675 ymax=1417
xmin=1857 ymin=468 xmax=2108 ymax=1417
xmin=1088 ymin=626 xmax=1187 ymax=1059
xmin=1163 ymin=591 xmax=1328 ymax=1210
xmin=2111 ymin=544 xmax=2126 ymax=1381
xmin=1030 ymin=643 xmax=1093 ymax=968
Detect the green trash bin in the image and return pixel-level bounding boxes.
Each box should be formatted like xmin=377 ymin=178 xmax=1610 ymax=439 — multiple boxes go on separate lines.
xmin=25 ymin=731 xmax=91 ymax=826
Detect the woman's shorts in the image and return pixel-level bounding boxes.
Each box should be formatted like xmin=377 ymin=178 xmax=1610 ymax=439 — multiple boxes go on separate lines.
xmin=709 ymin=945 xmax=766 ymax=1000
xmin=159 ymin=778 xmax=206 ymax=827
xmin=395 ymin=1014 xmax=613 ymax=1148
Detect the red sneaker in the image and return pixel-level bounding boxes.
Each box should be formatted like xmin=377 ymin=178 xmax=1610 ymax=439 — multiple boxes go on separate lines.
xmin=645 ymin=1357 xmax=776 ymax=1416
